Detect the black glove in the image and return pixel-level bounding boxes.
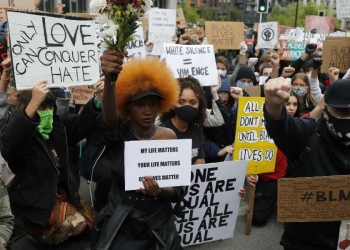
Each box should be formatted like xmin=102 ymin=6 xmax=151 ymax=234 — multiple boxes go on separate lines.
xmin=313 ymin=57 xmax=323 ymax=69
xmin=305 ymin=44 xmax=317 ymax=55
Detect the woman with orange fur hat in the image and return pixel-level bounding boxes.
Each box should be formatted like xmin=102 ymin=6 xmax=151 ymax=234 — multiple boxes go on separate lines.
xmin=90 ymin=51 xmax=184 ymax=250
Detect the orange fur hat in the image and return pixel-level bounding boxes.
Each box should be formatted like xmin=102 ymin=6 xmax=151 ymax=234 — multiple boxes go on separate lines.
xmin=116 ymin=57 xmax=179 ymax=118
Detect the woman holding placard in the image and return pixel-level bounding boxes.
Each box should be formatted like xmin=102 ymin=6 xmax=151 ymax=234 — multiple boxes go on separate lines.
xmin=91 ymin=52 xmax=185 ymax=250
xmin=160 ymin=76 xmax=207 ymax=165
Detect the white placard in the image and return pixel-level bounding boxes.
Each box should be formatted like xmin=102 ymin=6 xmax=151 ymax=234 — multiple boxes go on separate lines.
xmin=336 ymin=0 xmax=350 ymax=20
xmin=258 ymin=22 xmax=278 ymax=49
xmin=148 ymin=8 xmax=176 ymax=55
xmin=164 ymin=44 xmax=218 ymax=86
xmin=125 ymin=25 xmax=146 ymax=61
xmin=124 ymin=139 xmax=192 ymax=191
xmin=8 ymin=12 xmax=100 ymax=90
xmin=175 ymin=161 xmax=248 ymax=247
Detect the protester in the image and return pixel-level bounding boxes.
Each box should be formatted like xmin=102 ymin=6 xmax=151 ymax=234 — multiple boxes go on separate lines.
xmin=160 ymin=76 xmax=206 ymax=165
xmin=264 ymin=77 xmax=350 ymax=250
xmin=91 ymin=54 xmax=184 ymax=250
xmin=0 ymin=80 xmax=99 ymax=245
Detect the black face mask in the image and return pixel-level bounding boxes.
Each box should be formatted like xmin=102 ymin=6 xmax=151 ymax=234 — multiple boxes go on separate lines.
xmin=325 ymin=108 xmax=350 ymax=142
xmin=174 ymin=105 xmax=199 ymax=123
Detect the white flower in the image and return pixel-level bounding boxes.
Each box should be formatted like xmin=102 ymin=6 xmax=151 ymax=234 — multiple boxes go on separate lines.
xmin=101 ymin=20 xmax=118 ymax=45
xmin=142 ymin=0 xmax=153 ymax=12
xmin=101 ymin=41 xmax=109 ymax=53
xmin=96 ymin=12 xmax=109 ymax=24
xmin=90 ymin=0 xmax=106 ymax=12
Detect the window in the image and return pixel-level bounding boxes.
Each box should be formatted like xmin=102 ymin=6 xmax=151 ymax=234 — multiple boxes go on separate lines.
xmin=38 ymin=0 xmax=54 ymax=12
xmin=61 ymin=0 xmax=87 ymax=13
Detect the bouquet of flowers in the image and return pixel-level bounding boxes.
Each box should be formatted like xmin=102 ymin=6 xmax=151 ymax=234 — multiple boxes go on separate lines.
xmin=90 ymin=0 xmax=152 ymax=83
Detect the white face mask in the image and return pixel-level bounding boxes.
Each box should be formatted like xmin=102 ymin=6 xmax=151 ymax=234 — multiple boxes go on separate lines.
xmin=217 ymin=69 xmax=227 ymax=77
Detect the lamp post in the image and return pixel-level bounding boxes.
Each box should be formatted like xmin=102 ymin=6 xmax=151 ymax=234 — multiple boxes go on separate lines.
xmin=294 ymin=0 xmax=299 ymax=28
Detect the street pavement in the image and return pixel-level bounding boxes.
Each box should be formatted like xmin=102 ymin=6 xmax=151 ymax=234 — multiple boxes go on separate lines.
xmin=9 ymin=178 xmax=284 ymax=250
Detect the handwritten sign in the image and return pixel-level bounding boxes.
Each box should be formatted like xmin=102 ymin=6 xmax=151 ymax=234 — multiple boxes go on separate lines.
xmin=124 ymin=139 xmax=192 ymax=191
xmin=233 ymin=97 xmax=277 ymax=175
xmin=278 ymin=175 xmax=350 ymax=222
xmin=321 ymin=37 xmax=350 ymax=73
xmin=125 ymin=25 xmax=146 ymax=61
xmin=305 ymin=15 xmax=335 ymax=35
xmin=0 ymin=0 xmax=34 ymax=21
xmin=164 ymin=44 xmax=218 ymax=86
xmin=175 ymin=161 xmax=247 ymax=247
xmin=205 ymin=21 xmax=244 ymax=50
xmin=70 ymin=86 xmax=95 ymax=105
xmin=279 ymin=40 xmax=307 ymax=61
xmin=336 ymin=0 xmax=350 ymax=20
xmin=258 ymin=22 xmax=278 ymax=49
xmin=176 ymin=8 xmax=187 ymax=28
xmin=8 ymin=12 xmax=100 ymax=90
xmin=148 ymin=8 xmax=176 ymax=55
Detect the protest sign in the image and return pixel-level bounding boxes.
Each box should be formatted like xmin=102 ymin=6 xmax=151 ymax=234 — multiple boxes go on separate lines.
xmin=242 ymin=86 xmax=261 ymax=97
xmin=279 ymin=40 xmax=306 ymax=61
xmin=278 ymin=175 xmax=350 ymax=222
xmin=0 ymin=36 xmax=7 ymax=78
xmin=124 ymin=139 xmax=192 ymax=191
xmin=125 ymin=25 xmax=146 ymax=61
xmin=279 ymin=28 xmax=296 ymax=41
xmin=233 ymin=97 xmax=277 ymax=175
xmin=164 ymin=43 xmax=218 ymax=86
xmin=304 ymin=15 xmax=335 ymax=35
xmin=321 ymin=37 xmax=350 ymax=73
xmin=258 ymin=22 xmax=278 ymax=49
xmin=175 ymin=161 xmax=247 ymax=247
xmin=148 ymin=8 xmax=176 ymax=55
xmin=336 ymin=0 xmax=350 ymax=20
xmin=8 ymin=11 xmax=100 ymax=90
xmin=0 ymin=0 xmax=35 ymax=21
xmin=70 ymin=85 xmax=95 ymax=105
xmin=205 ymin=21 xmax=244 ymax=50
xmin=176 ymin=8 xmax=187 ymax=28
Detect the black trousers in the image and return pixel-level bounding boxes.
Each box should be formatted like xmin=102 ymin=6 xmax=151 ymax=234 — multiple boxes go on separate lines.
xmin=252 ymin=180 xmax=277 ymax=226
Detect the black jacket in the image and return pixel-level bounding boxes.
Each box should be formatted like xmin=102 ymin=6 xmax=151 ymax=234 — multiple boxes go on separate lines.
xmin=0 ymin=99 xmax=101 ymax=226
xmin=264 ymin=106 xmax=350 ymax=250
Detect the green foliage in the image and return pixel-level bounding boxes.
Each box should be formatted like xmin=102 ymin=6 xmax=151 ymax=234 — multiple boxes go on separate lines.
xmin=179 ymin=3 xmax=200 ymax=24
xmin=267 ymin=1 xmax=340 ymax=29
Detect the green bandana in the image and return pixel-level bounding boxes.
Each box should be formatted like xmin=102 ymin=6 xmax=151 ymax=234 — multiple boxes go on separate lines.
xmin=36 ymin=110 xmax=54 ymax=140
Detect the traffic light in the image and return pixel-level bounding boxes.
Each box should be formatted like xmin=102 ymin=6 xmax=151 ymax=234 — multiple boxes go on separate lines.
xmin=257 ymin=0 xmax=268 ymax=13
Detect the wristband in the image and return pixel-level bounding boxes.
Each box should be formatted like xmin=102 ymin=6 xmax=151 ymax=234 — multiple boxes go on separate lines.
xmin=93 ymin=96 xmax=102 ymax=109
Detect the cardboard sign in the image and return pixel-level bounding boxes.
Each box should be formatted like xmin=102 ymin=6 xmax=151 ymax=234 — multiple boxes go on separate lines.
xmin=321 ymin=37 xmax=350 ymax=73
xmin=0 ymin=0 xmax=35 ymax=21
xmin=175 ymin=161 xmax=248 ymax=247
xmin=70 ymin=86 xmax=95 ymax=105
xmin=233 ymin=97 xmax=277 ymax=175
xmin=148 ymin=8 xmax=176 ymax=55
xmin=0 ymin=36 xmax=7 ymax=78
xmin=164 ymin=44 xmax=218 ymax=86
xmin=278 ymin=175 xmax=350 ymax=222
xmin=258 ymin=22 xmax=278 ymax=49
xmin=65 ymin=13 xmax=97 ymax=19
xmin=205 ymin=21 xmax=244 ymax=50
xmin=124 ymin=139 xmax=192 ymax=191
xmin=336 ymin=0 xmax=350 ymax=20
xmin=125 ymin=25 xmax=146 ymax=61
xmin=8 ymin=11 xmax=100 ymax=90
xmin=304 ymin=15 xmax=335 ymax=35
xmin=279 ymin=40 xmax=306 ymax=61
xmin=176 ymin=8 xmax=187 ymax=28
xmin=242 ymin=86 xmax=261 ymax=97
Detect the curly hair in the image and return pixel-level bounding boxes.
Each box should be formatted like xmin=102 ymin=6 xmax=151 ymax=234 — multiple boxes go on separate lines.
xmin=116 ymin=57 xmax=179 ymax=118
xmin=160 ymin=76 xmax=207 ymax=126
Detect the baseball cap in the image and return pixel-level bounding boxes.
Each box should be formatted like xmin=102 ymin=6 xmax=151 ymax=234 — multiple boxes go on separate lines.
xmin=325 ymin=79 xmax=350 ymax=108
xmin=129 ymin=89 xmax=165 ymax=101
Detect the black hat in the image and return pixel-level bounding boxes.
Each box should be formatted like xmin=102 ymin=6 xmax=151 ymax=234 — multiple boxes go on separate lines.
xmin=325 ymin=79 xmax=350 ymax=108
xmin=236 ymin=67 xmax=257 ymax=85
xmin=129 ymin=89 xmax=165 ymax=101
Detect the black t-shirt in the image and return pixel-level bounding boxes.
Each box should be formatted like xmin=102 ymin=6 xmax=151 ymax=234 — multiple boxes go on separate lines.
xmin=161 ymin=119 xmax=204 ymax=164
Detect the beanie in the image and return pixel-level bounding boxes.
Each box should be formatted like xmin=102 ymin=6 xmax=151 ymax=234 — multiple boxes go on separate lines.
xmin=236 ymin=67 xmax=257 ymax=85
xmin=218 ymin=76 xmax=230 ymax=93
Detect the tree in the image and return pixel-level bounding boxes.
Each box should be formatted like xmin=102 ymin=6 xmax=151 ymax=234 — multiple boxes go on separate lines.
xmin=179 ymin=3 xmax=200 ymax=24
xmin=267 ymin=1 xmax=340 ymax=28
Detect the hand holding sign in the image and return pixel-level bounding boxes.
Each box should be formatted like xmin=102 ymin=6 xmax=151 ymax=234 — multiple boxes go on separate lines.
xmin=25 ymin=81 xmax=49 ymax=119
xmin=140 ymin=176 xmax=161 ymax=197
xmin=1 ymin=58 xmax=12 ymax=78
